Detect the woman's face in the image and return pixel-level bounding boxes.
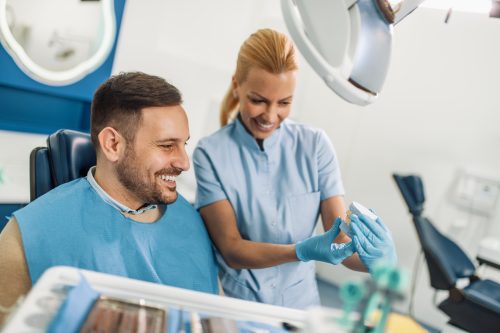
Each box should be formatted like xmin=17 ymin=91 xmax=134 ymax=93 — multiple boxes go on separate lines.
xmin=233 ymin=67 xmax=296 ymax=140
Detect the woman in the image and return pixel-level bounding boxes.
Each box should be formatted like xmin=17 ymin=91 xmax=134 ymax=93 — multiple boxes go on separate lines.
xmin=193 ymin=29 xmax=396 ymax=309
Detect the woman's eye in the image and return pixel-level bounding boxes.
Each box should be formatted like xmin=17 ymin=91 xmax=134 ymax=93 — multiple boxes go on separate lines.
xmin=279 ymin=101 xmax=291 ymax=106
xmin=249 ymin=98 xmax=264 ymax=104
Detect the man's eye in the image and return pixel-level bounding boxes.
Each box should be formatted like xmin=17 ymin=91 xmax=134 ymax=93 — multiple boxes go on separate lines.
xmin=279 ymin=101 xmax=291 ymax=106
xmin=161 ymin=145 xmax=173 ymax=150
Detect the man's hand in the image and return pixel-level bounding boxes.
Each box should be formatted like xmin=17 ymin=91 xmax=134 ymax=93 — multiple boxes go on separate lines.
xmin=296 ymin=217 xmax=354 ymax=264
xmin=350 ymin=213 xmax=397 ymax=272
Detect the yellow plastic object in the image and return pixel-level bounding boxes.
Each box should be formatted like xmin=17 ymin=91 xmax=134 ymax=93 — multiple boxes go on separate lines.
xmin=370 ymin=311 xmax=428 ymax=333
xmin=346 ymin=209 xmax=353 ymax=224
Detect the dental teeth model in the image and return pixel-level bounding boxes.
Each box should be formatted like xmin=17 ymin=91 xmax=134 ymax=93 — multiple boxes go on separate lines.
xmin=340 ymin=201 xmax=378 ymax=238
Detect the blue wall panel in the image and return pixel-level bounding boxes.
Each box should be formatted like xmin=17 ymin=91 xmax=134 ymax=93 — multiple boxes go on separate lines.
xmin=0 ymin=85 xmax=90 ymax=134
xmin=0 ymin=204 xmax=25 ymax=231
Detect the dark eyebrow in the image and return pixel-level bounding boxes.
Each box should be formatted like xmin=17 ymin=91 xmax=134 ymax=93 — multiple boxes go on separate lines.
xmin=248 ymin=92 xmax=269 ymax=102
xmin=278 ymin=96 xmax=293 ymax=102
xmin=156 ymin=136 xmax=190 ymax=144
xmin=248 ymin=92 xmax=293 ymax=103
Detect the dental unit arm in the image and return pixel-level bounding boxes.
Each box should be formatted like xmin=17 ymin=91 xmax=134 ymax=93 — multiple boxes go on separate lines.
xmin=281 ymin=0 xmax=426 ymax=106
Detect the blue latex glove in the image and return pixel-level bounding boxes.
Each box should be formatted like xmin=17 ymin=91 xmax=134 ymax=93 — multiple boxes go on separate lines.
xmin=350 ymin=213 xmax=397 ymax=273
xmin=296 ymin=217 xmax=354 ymax=264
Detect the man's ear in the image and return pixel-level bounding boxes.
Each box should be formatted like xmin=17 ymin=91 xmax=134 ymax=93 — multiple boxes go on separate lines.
xmin=97 ymin=127 xmax=126 ymax=162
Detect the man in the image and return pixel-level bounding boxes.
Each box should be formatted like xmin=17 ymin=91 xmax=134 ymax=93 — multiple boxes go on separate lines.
xmin=0 ymin=72 xmax=219 ymax=322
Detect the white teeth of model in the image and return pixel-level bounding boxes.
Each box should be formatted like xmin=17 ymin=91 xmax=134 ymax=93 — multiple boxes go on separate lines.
xmin=257 ymin=120 xmax=273 ymax=129
xmin=160 ymin=175 xmax=176 ymax=181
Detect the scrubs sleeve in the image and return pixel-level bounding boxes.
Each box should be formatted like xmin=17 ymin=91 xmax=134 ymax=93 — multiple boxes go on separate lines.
xmin=316 ymin=129 xmax=345 ymax=200
xmin=192 ymin=145 xmax=228 ymax=210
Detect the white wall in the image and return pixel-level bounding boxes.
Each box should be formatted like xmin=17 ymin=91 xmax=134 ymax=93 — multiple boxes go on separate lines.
xmin=0 ymin=131 xmax=46 ymax=203
xmin=115 ymin=1 xmax=500 ymax=329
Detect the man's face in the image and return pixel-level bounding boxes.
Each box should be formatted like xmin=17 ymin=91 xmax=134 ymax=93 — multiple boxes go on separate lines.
xmin=116 ymin=105 xmax=190 ymax=205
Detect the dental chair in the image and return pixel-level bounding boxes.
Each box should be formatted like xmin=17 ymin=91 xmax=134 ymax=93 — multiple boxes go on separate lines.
xmin=29 ymin=129 xmax=95 ymax=201
xmin=392 ymin=174 xmax=500 ymax=333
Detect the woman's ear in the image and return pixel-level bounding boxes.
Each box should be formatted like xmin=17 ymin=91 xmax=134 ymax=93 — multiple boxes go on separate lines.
xmin=231 ymin=76 xmax=239 ymax=99
xmin=97 ymin=127 xmax=126 ymax=163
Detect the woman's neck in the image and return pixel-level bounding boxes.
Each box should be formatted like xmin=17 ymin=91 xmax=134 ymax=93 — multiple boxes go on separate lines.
xmin=237 ymin=113 xmax=265 ymax=151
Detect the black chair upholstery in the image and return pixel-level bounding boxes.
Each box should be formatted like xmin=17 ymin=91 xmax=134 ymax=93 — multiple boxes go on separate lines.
xmin=29 ymin=147 xmax=53 ymax=201
xmin=393 ymin=173 xmax=500 ymax=333
xmin=29 ymin=129 xmax=96 ymax=201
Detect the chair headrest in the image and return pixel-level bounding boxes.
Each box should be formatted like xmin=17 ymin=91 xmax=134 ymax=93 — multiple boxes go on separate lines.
xmin=392 ymin=174 xmax=425 ymax=216
xmin=47 ymin=129 xmax=96 ymax=186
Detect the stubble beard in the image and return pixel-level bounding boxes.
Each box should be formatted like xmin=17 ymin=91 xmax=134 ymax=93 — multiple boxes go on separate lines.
xmin=116 ymin=147 xmax=178 ymax=205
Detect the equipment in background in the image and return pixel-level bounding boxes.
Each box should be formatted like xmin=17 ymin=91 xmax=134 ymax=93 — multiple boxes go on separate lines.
xmin=0 ymin=0 xmax=116 ymax=85
xmin=281 ymin=0 xmax=426 ymax=106
xmin=393 ymin=173 xmax=500 ymax=333
xmin=442 ymin=169 xmax=500 ymax=258
xmin=477 ymin=237 xmax=500 ymax=270
xmin=282 ymin=0 xmax=499 ymax=106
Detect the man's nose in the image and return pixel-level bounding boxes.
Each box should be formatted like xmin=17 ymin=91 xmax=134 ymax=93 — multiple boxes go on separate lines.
xmin=172 ymin=146 xmax=190 ymax=171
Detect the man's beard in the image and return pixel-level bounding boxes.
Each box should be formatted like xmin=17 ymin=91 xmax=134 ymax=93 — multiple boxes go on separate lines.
xmin=116 ymin=146 xmax=178 ymax=206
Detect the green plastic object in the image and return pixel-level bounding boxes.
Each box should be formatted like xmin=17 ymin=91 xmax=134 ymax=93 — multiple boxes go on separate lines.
xmin=337 ymin=281 xmax=366 ymax=328
xmin=337 ymin=264 xmax=409 ymax=333
xmin=372 ymin=264 xmax=409 ymax=292
xmin=364 ymin=265 xmax=409 ymax=333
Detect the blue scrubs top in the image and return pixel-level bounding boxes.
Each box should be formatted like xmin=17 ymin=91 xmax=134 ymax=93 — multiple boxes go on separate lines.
xmin=193 ymin=117 xmax=344 ymax=309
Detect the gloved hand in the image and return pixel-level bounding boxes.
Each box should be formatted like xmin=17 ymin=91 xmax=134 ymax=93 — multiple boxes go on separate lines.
xmin=296 ymin=217 xmax=354 ymax=265
xmin=350 ymin=213 xmax=397 ymax=273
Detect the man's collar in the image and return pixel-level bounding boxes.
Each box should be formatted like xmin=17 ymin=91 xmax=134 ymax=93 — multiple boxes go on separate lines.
xmin=86 ymin=166 xmax=158 ymax=215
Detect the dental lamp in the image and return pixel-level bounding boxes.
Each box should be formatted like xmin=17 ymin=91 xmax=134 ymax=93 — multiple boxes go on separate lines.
xmin=492 ymin=0 xmax=500 ymax=18
xmin=281 ymin=0 xmax=426 ymax=106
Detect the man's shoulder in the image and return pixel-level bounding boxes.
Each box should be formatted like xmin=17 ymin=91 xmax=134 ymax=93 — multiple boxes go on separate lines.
xmin=35 ymin=178 xmax=89 ymax=202
xmin=170 ymin=194 xmax=199 ymax=215
xmin=165 ymin=195 xmax=208 ymax=236
xmin=14 ymin=178 xmax=90 ymax=219
xmin=171 ymin=193 xmax=191 ymax=207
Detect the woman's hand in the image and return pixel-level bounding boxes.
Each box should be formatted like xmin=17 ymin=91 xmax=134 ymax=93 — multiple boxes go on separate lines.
xmin=296 ymin=217 xmax=354 ymax=265
xmin=350 ymin=213 xmax=397 ymax=273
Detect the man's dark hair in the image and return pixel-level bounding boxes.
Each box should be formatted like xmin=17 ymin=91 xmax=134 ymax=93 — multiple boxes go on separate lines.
xmin=90 ymin=72 xmax=183 ymax=148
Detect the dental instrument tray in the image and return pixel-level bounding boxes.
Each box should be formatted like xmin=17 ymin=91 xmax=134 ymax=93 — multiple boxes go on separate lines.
xmin=79 ymin=295 xmax=166 ymax=333
xmin=2 ymin=266 xmax=309 ymax=333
